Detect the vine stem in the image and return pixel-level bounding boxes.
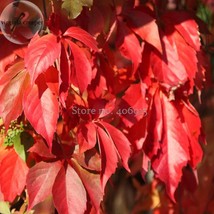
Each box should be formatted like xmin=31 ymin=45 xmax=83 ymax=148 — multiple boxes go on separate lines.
xmin=42 ymin=0 xmax=48 ymax=19
xmin=50 ymin=0 xmax=55 ymax=13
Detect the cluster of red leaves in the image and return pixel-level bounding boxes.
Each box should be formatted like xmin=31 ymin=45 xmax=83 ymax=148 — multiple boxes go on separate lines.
xmin=129 ymin=114 xmax=214 ymax=214
xmin=0 ymin=0 xmax=210 ymax=213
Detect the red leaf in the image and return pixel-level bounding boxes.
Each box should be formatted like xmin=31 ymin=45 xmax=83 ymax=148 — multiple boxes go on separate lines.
xmin=0 ymin=144 xmax=11 ymax=201
xmin=66 ymin=39 xmax=93 ymax=92
xmin=44 ymin=66 xmax=60 ymax=96
xmin=0 ymin=35 xmax=23 ymax=73
xmin=59 ymin=42 xmax=71 ymax=105
xmin=53 ymin=164 xmax=87 ymax=214
xmin=72 ymin=159 xmax=103 ymax=211
xmin=77 ymin=122 xmax=97 ymax=153
xmin=101 ymin=121 xmax=131 ymax=172
xmin=98 ymin=52 xmax=133 ymax=94
xmin=116 ymin=20 xmax=142 ymax=73
xmin=87 ymin=64 xmax=107 ymax=97
xmin=150 ymin=32 xmax=188 ymax=89
xmin=119 ymin=83 xmax=148 ymax=127
xmin=85 ymin=6 xmax=105 ymax=37
xmin=0 ymin=143 xmax=10 ymax=163
xmin=14 ymin=46 xmax=27 ymax=59
xmin=171 ymin=31 xmax=197 ymax=93
xmin=162 ymin=11 xmax=201 ymax=51
xmin=138 ymin=44 xmax=153 ymax=87
xmin=28 ymin=138 xmax=56 ymax=160
xmin=128 ymin=118 xmax=147 ymax=151
xmin=27 ymin=161 xmax=61 ymax=209
xmin=23 ymin=76 xmax=59 ymax=148
xmin=163 ymin=25 xmax=198 ymax=93
xmin=0 ymin=61 xmax=29 ymax=129
xmin=125 ymin=9 xmax=162 ymax=53
xmin=0 ymin=187 xmax=4 ymax=201
xmin=63 ymin=27 xmax=98 ymax=51
xmin=151 ymin=91 xmax=189 ymax=202
xmin=177 ymin=101 xmax=203 ymax=168
xmin=0 ymin=149 xmax=28 ymax=202
xmin=25 ymin=34 xmax=61 ymax=83
xmin=180 ymin=167 xmax=198 ymax=193
xmin=96 ymin=125 xmax=118 ymax=189
xmin=143 ymin=88 xmax=163 ymax=158
xmin=98 ymin=98 xmax=116 ymax=119
xmin=73 ymin=149 xmax=101 ymax=172
xmin=196 ymin=50 xmax=209 ymax=90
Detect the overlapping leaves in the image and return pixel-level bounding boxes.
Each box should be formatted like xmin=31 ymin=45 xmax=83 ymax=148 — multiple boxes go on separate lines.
xmin=0 ymin=1 xmax=209 ymax=213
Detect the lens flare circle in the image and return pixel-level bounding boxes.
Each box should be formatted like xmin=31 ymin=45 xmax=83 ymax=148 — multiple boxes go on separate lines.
xmin=0 ymin=0 xmax=44 ymax=44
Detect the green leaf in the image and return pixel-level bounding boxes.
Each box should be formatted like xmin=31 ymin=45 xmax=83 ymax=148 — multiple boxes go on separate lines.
xmin=0 ymin=118 xmax=3 ymax=125
xmin=197 ymin=3 xmax=212 ymax=27
xmin=62 ymin=0 xmax=93 ymax=19
xmin=0 ymin=201 xmax=10 ymax=214
xmin=14 ymin=132 xmax=34 ymax=162
xmin=13 ymin=133 xmax=24 ymax=161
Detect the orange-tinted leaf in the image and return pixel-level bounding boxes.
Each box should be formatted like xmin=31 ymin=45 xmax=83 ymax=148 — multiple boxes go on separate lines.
xmin=0 ymin=149 xmax=28 ymax=202
xmin=0 ymin=61 xmax=29 ymax=129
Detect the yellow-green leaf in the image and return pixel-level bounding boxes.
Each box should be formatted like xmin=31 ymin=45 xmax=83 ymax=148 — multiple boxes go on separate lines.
xmin=0 ymin=201 xmax=10 ymax=214
xmin=14 ymin=132 xmax=34 ymax=161
xmin=62 ymin=0 xmax=93 ymax=19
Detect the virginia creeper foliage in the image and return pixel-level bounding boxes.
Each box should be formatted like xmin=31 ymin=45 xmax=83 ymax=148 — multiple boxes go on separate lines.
xmin=0 ymin=0 xmax=210 ymax=213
